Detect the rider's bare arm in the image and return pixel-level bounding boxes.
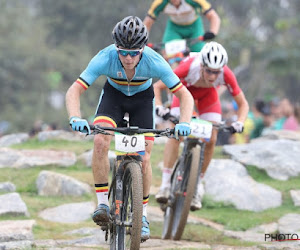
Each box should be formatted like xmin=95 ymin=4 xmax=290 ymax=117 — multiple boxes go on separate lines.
xmin=153 ymin=80 xmax=168 ymax=106
xmin=143 ymin=16 xmax=155 ymax=34
xmin=204 ymin=9 xmax=221 ymax=35
xmin=65 ymin=82 xmax=86 ymax=119
xmin=173 ymin=86 xmax=194 ymax=124
xmin=233 ymin=92 xmax=249 ymax=123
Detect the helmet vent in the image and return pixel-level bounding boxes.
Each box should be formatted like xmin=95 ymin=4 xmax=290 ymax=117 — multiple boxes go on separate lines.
xmin=200 ymin=42 xmax=228 ymax=69
xmin=112 ymin=16 xmax=148 ymax=49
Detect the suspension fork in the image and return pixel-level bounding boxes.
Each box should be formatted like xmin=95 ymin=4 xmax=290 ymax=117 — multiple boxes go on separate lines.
xmin=114 ymin=157 xmax=142 ymax=225
xmin=171 ymin=140 xmax=194 ymax=196
xmin=114 ymin=161 xmax=125 ymax=225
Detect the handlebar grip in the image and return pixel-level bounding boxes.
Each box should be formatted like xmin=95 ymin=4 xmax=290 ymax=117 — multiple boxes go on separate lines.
xmin=89 ymin=125 xmax=95 ymax=130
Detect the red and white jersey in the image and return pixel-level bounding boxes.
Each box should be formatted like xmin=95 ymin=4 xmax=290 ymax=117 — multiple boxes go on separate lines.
xmin=171 ymin=54 xmax=243 ymax=123
xmin=173 ymin=54 xmax=242 ymax=97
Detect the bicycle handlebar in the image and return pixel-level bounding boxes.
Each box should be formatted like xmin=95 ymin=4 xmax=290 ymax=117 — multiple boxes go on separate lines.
xmin=156 ymin=112 xmax=235 ymax=133
xmin=89 ymin=124 xmax=175 ymax=138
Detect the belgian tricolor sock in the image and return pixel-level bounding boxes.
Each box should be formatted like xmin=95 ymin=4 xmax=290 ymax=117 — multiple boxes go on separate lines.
xmin=95 ymin=183 xmax=109 ymax=206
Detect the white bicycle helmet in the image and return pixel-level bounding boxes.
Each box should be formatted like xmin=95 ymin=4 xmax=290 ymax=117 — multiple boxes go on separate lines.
xmin=200 ymin=42 xmax=228 ymax=69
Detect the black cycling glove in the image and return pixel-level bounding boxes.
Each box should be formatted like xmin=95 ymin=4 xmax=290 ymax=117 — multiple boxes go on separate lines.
xmin=203 ymin=31 xmax=216 ymax=41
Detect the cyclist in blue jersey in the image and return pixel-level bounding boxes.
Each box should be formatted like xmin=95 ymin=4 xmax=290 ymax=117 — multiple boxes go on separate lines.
xmin=65 ymin=16 xmax=194 ymax=241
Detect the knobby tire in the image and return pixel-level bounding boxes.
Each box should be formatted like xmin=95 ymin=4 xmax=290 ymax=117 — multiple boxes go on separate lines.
xmin=120 ymin=162 xmax=143 ymax=250
xmin=171 ymin=144 xmax=201 ymax=240
xmin=109 ymin=161 xmax=117 ymax=250
xmin=161 ymin=158 xmax=182 ymax=239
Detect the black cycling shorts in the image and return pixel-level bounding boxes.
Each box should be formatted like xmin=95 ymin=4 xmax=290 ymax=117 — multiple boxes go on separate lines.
xmin=94 ymin=81 xmax=155 ymax=129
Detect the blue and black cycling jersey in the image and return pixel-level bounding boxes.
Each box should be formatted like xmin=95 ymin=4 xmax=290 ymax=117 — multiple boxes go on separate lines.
xmin=76 ymin=44 xmax=183 ymax=96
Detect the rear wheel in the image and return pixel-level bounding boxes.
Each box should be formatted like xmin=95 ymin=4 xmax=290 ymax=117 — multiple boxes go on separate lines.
xmin=171 ymin=145 xmax=200 ymax=240
xmin=119 ymin=162 xmax=143 ymax=250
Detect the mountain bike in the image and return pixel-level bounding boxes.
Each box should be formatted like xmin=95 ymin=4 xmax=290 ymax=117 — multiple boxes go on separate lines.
xmin=90 ymin=124 xmax=174 ymax=250
xmin=159 ymin=116 xmax=233 ymax=241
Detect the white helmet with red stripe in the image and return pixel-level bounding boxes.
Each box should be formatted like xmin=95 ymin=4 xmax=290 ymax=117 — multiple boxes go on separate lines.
xmin=200 ymin=42 xmax=228 ymax=69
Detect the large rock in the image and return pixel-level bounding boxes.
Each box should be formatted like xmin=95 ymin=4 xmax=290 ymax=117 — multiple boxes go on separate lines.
xmin=38 ymin=202 xmax=95 ymax=223
xmin=78 ymin=149 xmax=115 ymax=167
xmin=0 ymin=193 xmax=29 ymax=217
xmin=278 ymin=213 xmax=300 ymax=234
xmin=36 ymin=170 xmax=91 ymax=196
xmin=290 ymin=190 xmax=300 ymax=206
xmin=0 ymin=182 xmax=16 ymax=193
xmin=252 ymin=130 xmax=300 ymax=142
xmin=0 ymin=220 xmax=35 ymax=242
xmin=204 ymin=159 xmax=282 ymax=212
xmin=0 ymin=240 xmax=34 ymax=249
xmin=223 ymin=139 xmax=300 ymax=180
xmin=0 ymin=148 xmax=76 ymax=168
xmin=0 ymin=133 xmax=29 ymax=147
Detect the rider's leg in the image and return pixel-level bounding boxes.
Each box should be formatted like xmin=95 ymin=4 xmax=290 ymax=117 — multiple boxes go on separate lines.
xmin=140 ymin=138 xmax=154 ymax=241
xmin=201 ymin=128 xmax=218 ymax=175
xmin=162 ymin=137 xmax=181 ymax=187
xmin=191 ymin=89 xmax=222 ymax=210
xmin=161 ymin=20 xmax=183 ymax=59
xmin=155 ymin=136 xmax=182 ymax=203
xmin=90 ymin=82 xmax=123 ymax=223
xmin=190 ymin=128 xmax=218 ymax=211
xmin=142 ymin=139 xmax=154 ymax=199
xmin=92 ymin=122 xmax=114 ymax=224
xmin=186 ymin=18 xmax=205 ymax=52
xmin=161 ymin=99 xmax=180 ymax=188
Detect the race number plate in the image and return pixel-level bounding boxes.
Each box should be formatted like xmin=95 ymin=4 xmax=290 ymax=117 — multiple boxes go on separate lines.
xmin=115 ymin=133 xmax=145 ymax=153
xmin=165 ymin=39 xmax=187 ymax=57
xmin=189 ymin=118 xmax=213 ymax=141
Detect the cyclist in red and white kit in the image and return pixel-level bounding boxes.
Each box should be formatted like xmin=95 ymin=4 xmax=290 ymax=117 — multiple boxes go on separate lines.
xmin=154 ymin=42 xmax=249 ymax=210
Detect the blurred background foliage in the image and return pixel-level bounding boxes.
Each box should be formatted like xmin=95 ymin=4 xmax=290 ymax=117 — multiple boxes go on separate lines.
xmin=0 ymin=0 xmax=299 ymax=133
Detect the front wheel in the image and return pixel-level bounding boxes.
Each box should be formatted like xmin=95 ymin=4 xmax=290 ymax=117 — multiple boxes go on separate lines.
xmin=161 ymin=157 xmax=183 ymax=240
xmin=171 ymin=145 xmax=201 ymax=240
xmin=118 ymin=162 xmax=143 ymax=250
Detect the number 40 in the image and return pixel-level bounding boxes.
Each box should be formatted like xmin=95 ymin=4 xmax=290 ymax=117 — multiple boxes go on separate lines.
xmin=122 ymin=136 xmax=137 ymax=147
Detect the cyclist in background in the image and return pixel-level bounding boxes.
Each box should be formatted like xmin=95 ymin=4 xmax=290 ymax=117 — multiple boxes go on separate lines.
xmin=154 ymin=42 xmax=249 ymax=210
xmin=143 ymin=0 xmax=220 ymax=52
xmin=65 ymin=16 xmax=193 ymax=241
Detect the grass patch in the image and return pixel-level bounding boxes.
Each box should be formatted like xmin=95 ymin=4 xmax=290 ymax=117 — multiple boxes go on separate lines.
xmin=149 ymin=221 xmax=256 ymax=247
xmin=3 ymin=137 xmax=300 ymax=247
xmin=12 ymin=138 xmax=94 ymax=155
xmin=182 ymin=224 xmax=256 ymax=247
